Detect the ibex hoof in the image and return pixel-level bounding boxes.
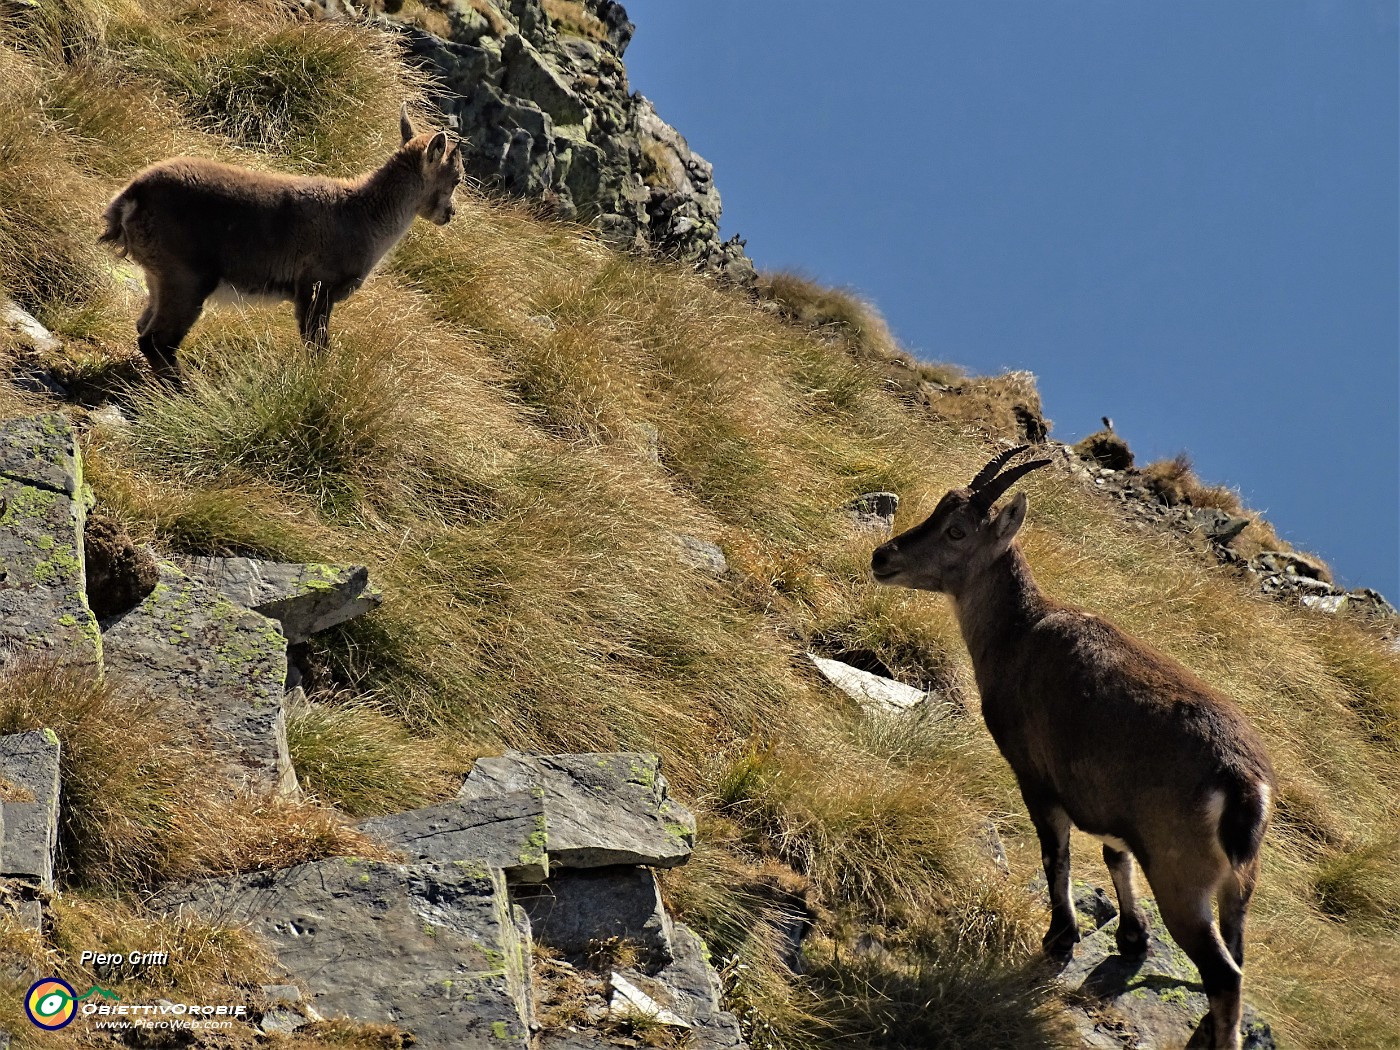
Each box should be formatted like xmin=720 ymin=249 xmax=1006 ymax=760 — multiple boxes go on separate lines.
xmin=1115 ymin=920 xmax=1149 ymax=958
xmin=1042 ymin=926 xmax=1080 ymax=960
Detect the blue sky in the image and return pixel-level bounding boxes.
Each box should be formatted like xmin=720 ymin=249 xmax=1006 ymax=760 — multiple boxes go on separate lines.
xmin=620 ymin=1 xmax=1399 ymax=597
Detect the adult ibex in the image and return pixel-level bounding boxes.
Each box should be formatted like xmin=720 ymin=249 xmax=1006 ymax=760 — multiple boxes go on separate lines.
xmin=100 ymin=106 xmax=463 ymax=384
xmin=870 ymin=446 xmax=1275 ymax=1050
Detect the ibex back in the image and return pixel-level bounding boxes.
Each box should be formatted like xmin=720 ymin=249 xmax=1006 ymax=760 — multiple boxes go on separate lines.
xmin=100 ymin=106 xmax=463 ymax=384
xmin=870 ymin=447 xmax=1275 ymax=1050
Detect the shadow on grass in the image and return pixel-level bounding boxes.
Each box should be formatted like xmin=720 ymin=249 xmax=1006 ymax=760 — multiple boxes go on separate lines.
xmin=807 ymin=951 xmax=1074 ymax=1050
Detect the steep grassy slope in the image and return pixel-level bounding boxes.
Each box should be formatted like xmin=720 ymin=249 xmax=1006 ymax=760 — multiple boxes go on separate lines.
xmin=1 ymin=3 xmax=1398 ymax=1047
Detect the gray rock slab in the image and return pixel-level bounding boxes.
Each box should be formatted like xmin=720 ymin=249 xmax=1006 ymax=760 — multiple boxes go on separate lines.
xmin=0 ymin=415 xmax=100 ymax=667
xmin=102 ymin=564 xmax=295 ymax=796
xmin=807 ymin=653 xmax=932 ymax=715
xmin=459 ymin=752 xmax=694 ymax=869
xmin=163 ymin=858 xmax=533 ymax=1047
xmin=515 ymin=867 xmax=674 ymax=966
xmin=170 ymin=557 xmax=381 ymax=644
xmin=0 ymin=730 xmax=60 ymax=890
xmin=1059 ymin=898 xmax=1275 ymax=1050
xmin=359 ymin=789 xmax=549 ymax=882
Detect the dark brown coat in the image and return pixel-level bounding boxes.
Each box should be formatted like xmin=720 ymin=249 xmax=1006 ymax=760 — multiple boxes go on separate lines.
xmin=871 ymin=449 xmax=1274 ymax=1050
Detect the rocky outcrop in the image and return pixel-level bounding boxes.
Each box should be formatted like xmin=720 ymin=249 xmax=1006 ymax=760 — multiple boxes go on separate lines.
xmin=1061 ymin=445 xmax=1397 ymax=620
xmin=0 ymin=729 xmax=60 ymax=932
xmin=373 ymin=0 xmax=755 ymax=283
xmin=845 ymin=491 xmax=900 ymax=532
xmin=159 ymin=749 xmax=743 ymax=1046
xmin=0 ymin=730 xmax=60 ymax=891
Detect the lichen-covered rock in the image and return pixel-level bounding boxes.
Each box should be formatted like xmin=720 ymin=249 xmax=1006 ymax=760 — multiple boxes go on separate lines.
xmin=102 ymin=564 xmax=296 ymax=796
xmin=163 ymin=859 xmax=533 ymax=1047
xmin=459 ymin=752 xmax=694 ymax=869
xmin=515 ymin=866 xmax=675 ymax=965
xmin=377 ymin=0 xmax=755 ymax=283
xmin=1058 ymin=897 xmax=1275 ymax=1050
xmin=0 ymin=414 xmax=100 ymax=667
xmin=170 ymin=556 xmax=381 ymax=643
xmin=0 ymin=729 xmax=61 ymax=891
xmin=359 ymin=789 xmax=549 ymax=882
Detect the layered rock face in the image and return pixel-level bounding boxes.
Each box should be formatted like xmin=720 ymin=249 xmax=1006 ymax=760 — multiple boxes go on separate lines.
xmin=376 ymin=0 xmax=755 ymax=284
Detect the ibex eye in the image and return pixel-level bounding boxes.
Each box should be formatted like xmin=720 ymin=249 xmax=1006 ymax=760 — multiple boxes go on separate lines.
xmin=947 ymin=526 xmax=966 ymax=540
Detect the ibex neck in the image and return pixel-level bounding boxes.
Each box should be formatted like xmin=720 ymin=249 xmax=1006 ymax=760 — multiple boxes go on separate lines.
xmin=350 ymin=150 xmax=424 ymax=232
xmin=950 ymin=546 xmax=1048 ymax=668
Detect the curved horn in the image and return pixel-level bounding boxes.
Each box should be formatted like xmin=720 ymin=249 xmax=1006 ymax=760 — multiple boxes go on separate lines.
xmin=970 ymin=457 xmax=1053 ymax=511
xmin=969 ymin=445 xmax=1029 ymax=492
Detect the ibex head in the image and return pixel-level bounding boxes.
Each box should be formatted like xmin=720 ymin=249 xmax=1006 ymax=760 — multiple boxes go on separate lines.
xmin=400 ymin=104 xmax=464 ymax=226
xmin=870 ymin=446 xmax=1052 ymax=594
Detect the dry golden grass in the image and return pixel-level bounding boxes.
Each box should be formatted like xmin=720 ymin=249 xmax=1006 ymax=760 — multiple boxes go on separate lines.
xmin=0 ymin=663 xmax=393 ymax=890
xmin=543 ymin=0 xmax=610 ymax=41
xmin=0 ymin=2 xmax=1397 ymax=1046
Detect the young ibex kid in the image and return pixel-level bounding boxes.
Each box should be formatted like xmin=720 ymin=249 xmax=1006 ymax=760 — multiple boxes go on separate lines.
xmin=100 ymin=106 xmax=463 ymax=384
xmin=871 ymin=446 xmax=1275 ymax=1050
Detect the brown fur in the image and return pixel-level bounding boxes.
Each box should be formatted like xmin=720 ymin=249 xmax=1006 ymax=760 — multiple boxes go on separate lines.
xmin=99 ymin=106 xmax=463 ymax=384
xmin=871 ymin=460 xmax=1275 ymax=1050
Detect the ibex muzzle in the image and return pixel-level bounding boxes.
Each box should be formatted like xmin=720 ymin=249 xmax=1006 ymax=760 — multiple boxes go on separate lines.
xmin=100 ymin=105 xmax=463 ymax=385
xmin=872 ymin=447 xmax=1275 ymax=1050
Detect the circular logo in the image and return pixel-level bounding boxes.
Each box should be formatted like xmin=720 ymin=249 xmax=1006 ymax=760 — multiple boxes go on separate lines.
xmin=26 ymin=978 xmax=77 ymax=1030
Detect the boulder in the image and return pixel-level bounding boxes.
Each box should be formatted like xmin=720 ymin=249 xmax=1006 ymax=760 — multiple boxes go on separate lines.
xmin=0 ymin=729 xmax=61 ymax=890
xmin=459 ymin=752 xmax=694 ymax=869
xmin=169 ymin=556 xmax=381 ymax=644
xmin=0 ymin=415 xmax=101 ymax=667
xmin=102 ymin=564 xmax=296 ymax=796
xmin=806 ymin=653 xmax=933 ymax=715
xmin=163 ymin=858 xmax=533 ymax=1047
xmin=360 ymin=789 xmax=549 ymax=882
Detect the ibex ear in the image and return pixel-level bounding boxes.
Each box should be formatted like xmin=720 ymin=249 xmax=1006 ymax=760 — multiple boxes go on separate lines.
xmin=989 ymin=491 xmax=1028 ymax=557
xmin=400 ymin=103 xmax=415 ymax=144
xmin=425 ymin=131 xmax=448 ymax=166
